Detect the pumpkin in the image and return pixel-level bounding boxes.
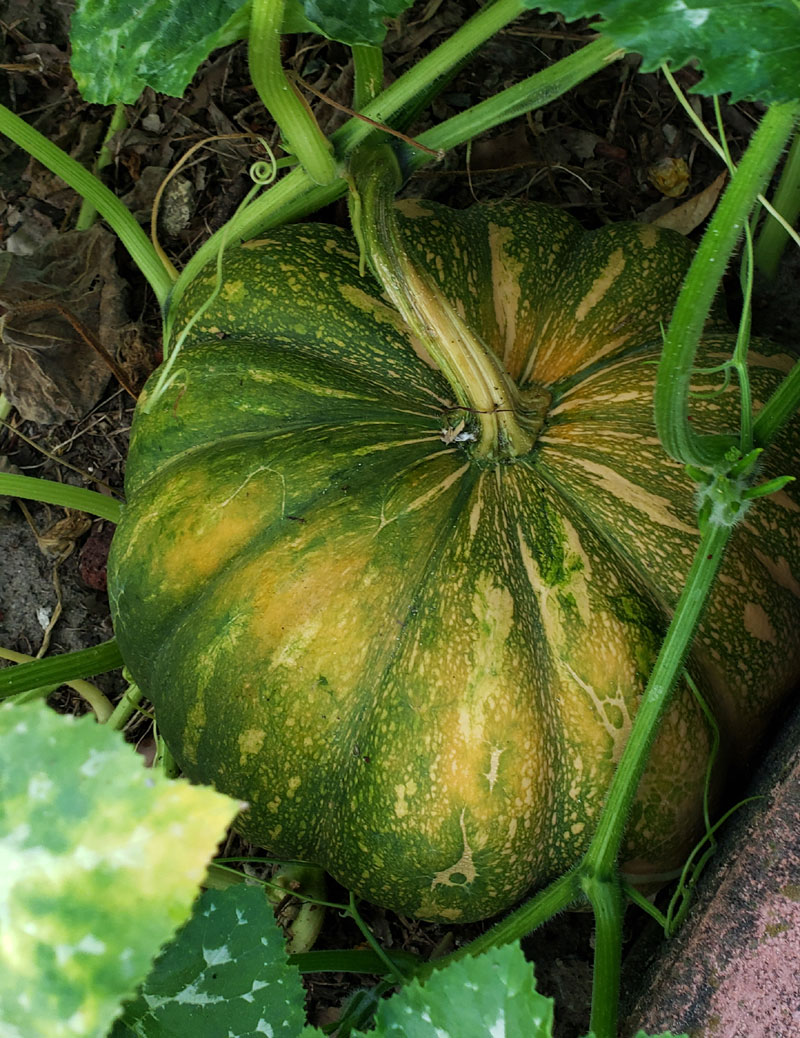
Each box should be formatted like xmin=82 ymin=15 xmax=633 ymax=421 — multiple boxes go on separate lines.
xmin=108 ymin=198 xmax=800 ymax=923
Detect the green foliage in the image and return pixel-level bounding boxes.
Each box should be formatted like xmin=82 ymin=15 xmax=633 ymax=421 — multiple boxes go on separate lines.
xmin=298 ymin=0 xmax=417 ymax=45
xmin=0 ymin=701 xmax=238 ymax=1038
xmin=114 ymin=922 xmax=685 ymax=1038
xmin=528 ymin=0 xmax=800 ymax=104
xmin=0 ymin=471 xmax=122 ymax=523
xmin=364 ymin=943 xmax=554 ymax=1037
xmin=69 ymin=0 xmax=419 ymax=104
xmin=70 ymin=0 xmax=251 ymax=104
xmin=111 ymin=886 xmax=306 ymax=1037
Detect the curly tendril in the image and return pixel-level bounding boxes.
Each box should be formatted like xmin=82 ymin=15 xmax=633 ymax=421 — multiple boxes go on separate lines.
xmin=141 ymin=140 xmax=279 ymax=415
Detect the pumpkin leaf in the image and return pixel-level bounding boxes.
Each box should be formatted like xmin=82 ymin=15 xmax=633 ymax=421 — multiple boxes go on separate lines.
xmin=526 ymin=0 xmax=800 ymax=104
xmin=295 ymin=0 xmax=417 ymax=45
xmin=69 ymin=0 xmax=417 ymax=104
xmin=0 ymin=701 xmax=238 ymax=1038
xmin=70 ymin=0 xmax=251 ymax=104
xmin=113 ymin=886 xmax=306 ymax=1038
xmin=362 ymin=943 xmax=554 ymax=1037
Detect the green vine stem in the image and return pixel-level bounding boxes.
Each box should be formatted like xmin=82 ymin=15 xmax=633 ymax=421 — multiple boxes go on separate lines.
xmin=75 ymin=101 xmax=127 ymax=231
xmin=582 ymin=869 xmax=624 ymax=1038
xmin=430 ymin=519 xmax=733 ymax=1038
xmin=249 ymin=0 xmax=337 ymax=185
xmin=654 ymin=100 xmax=800 ymax=470
xmin=167 ymin=0 xmax=532 ymax=317
xmin=405 ymin=36 xmax=621 ymax=171
xmin=710 ymin=96 xmax=757 ymax=454
xmin=349 ymin=141 xmax=540 ymax=458
xmin=341 ymin=0 xmax=526 ymax=139
xmin=416 ymin=869 xmax=582 ymax=980
xmin=352 ymin=44 xmax=384 ymax=109
xmin=167 ymin=32 xmax=617 ymax=328
xmin=0 ymin=646 xmax=113 ymax=720
xmin=575 ymin=520 xmax=733 ymax=1036
xmin=0 ymin=103 xmax=172 ymax=307
xmin=153 ymin=731 xmax=179 ymax=778
xmin=0 ymin=473 xmax=122 ymax=523
xmin=348 ymin=893 xmax=410 ymax=984
xmin=754 ymin=129 xmax=800 ymax=279
xmin=753 ymin=356 xmax=800 ymax=445
xmin=0 ymin=639 xmax=124 ymax=699
xmin=106 ymin=680 xmax=145 ymax=731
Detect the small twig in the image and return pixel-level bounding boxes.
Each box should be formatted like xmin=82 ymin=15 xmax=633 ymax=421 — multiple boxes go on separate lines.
xmin=38 ymin=561 xmax=63 ymax=657
xmin=289 ymin=71 xmax=445 ymax=159
xmin=13 ymin=499 xmax=78 ymax=656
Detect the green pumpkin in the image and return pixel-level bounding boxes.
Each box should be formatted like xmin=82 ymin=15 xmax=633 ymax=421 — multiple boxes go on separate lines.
xmin=108 ymin=199 xmax=800 ymax=923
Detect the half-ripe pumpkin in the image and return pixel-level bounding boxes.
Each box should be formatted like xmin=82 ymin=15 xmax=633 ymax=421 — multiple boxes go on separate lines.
xmin=108 ymin=192 xmax=800 ymax=923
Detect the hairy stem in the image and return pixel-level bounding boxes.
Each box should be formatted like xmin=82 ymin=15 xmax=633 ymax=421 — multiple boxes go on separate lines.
xmin=583 ymin=521 xmax=732 ymax=873
xmin=417 ymin=870 xmax=582 ymax=978
xmin=349 ymin=142 xmax=537 ymax=458
xmin=168 ymin=33 xmax=614 ymax=322
xmin=654 ymin=101 xmax=800 ymax=470
xmin=583 ymin=870 xmax=624 ymax=1038
xmin=249 ymin=0 xmax=337 ymax=185
xmin=352 ymin=44 xmax=384 ymax=109
xmin=754 ymin=129 xmax=800 ymax=279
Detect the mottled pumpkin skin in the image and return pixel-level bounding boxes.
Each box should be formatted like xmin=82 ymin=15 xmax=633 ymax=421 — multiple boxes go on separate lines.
xmin=108 ymin=201 xmax=800 ymax=923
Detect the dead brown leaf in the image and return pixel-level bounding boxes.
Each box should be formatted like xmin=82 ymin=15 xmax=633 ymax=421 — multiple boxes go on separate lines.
xmin=0 ymin=225 xmax=135 ymax=422
xmin=653 ymin=171 xmax=727 ymax=235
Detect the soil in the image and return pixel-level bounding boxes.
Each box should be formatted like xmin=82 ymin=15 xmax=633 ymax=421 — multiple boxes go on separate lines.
xmin=1 ymin=3 xmax=797 ymax=1036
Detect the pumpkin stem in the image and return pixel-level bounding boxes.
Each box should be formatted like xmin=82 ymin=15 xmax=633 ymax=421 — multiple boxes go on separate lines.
xmin=348 ymin=142 xmax=542 ymax=460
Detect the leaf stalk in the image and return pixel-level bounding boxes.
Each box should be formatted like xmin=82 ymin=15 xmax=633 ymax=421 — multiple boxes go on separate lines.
xmin=249 ymin=0 xmax=337 ymax=185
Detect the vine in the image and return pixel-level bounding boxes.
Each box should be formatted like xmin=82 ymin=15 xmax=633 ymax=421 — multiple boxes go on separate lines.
xmin=142 ymin=145 xmax=279 ymax=414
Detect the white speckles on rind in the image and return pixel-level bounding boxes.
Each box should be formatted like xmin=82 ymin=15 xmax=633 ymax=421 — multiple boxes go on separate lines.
xmin=431 ymin=809 xmax=477 ymax=889
xmin=743 ymin=602 xmax=777 ymax=643
xmin=394 ymin=780 xmax=417 ymax=819
xmin=483 ymin=747 xmax=504 ymax=792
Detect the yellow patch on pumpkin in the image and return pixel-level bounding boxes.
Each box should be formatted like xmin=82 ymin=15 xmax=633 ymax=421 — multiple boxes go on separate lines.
xmin=238 ymin=728 xmax=266 ymax=765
